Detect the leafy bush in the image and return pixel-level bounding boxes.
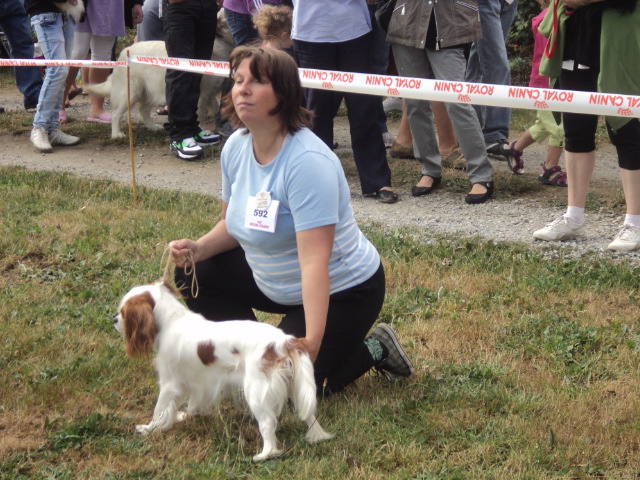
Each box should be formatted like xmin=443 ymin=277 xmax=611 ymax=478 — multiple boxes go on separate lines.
xmin=508 ymin=1 xmax=543 ymax=85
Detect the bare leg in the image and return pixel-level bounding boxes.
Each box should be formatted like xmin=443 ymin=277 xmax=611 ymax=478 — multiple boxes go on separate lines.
xmin=88 ymin=67 xmax=110 ymax=119
xmin=544 ymin=145 xmax=563 ymax=170
xmin=566 ymin=150 xmax=596 ymax=208
xmin=432 ymin=101 xmax=457 ymax=155
xmin=620 ymin=168 xmax=640 ymax=215
xmin=513 ymin=130 xmax=535 ymax=152
xmin=395 ymin=99 xmax=412 ymax=147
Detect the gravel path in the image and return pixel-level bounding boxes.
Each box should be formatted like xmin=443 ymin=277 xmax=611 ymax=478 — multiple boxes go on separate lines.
xmin=1 ymin=90 xmax=637 ymax=261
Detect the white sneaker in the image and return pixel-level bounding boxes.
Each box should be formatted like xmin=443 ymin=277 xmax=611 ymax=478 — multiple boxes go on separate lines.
xmin=383 ymin=96 xmax=402 ymax=113
xmin=382 ymin=131 xmax=396 ymax=148
xmin=30 ymin=126 xmax=53 ymax=153
xmin=49 ymin=128 xmax=80 ymax=146
xmin=607 ymin=224 xmax=640 ymax=251
xmin=533 ymin=215 xmax=586 ymax=241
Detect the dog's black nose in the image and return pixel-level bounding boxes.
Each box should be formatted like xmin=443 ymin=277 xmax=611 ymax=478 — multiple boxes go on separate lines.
xmin=113 ymin=314 xmax=119 ymax=325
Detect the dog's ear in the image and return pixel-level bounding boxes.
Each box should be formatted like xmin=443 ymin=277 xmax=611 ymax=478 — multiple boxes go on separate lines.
xmin=121 ymin=291 xmax=156 ymax=357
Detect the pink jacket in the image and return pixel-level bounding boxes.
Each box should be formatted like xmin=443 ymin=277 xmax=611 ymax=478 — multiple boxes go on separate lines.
xmin=530 ymin=9 xmax=549 ymax=89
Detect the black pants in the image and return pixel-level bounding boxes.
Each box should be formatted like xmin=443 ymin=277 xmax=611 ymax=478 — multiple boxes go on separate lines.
xmin=293 ymin=33 xmax=392 ymax=195
xmin=560 ymin=68 xmax=640 ymax=170
xmin=175 ymin=247 xmax=385 ymax=393
xmin=560 ymin=68 xmax=600 ymax=153
xmin=163 ymin=0 xmax=217 ymax=141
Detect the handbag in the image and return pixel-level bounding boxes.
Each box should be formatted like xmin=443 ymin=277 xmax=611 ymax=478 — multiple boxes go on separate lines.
xmin=375 ymin=0 xmax=397 ymax=34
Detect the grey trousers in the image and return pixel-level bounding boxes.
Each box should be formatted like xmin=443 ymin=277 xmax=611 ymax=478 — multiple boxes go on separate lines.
xmin=392 ymin=44 xmax=493 ymax=184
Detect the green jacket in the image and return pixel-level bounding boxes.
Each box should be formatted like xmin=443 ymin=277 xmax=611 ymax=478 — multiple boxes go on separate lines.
xmin=538 ymin=1 xmax=640 ymax=130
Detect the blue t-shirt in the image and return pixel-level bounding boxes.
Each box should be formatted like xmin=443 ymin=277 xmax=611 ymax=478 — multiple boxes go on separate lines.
xmin=291 ymin=0 xmax=371 ymax=43
xmin=221 ymin=128 xmax=380 ymax=305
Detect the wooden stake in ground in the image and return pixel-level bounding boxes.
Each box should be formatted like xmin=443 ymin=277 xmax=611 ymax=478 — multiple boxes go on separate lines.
xmin=126 ymin=49 xmax=138 ymax=204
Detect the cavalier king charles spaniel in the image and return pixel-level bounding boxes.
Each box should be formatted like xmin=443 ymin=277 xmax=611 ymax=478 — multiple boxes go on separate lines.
xmin=114 ymin=282 xmax=333 ymax=461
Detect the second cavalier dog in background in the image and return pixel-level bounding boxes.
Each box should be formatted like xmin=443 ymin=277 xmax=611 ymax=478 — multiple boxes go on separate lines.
xmin=114 ymin=281 xmax=333 ymax=462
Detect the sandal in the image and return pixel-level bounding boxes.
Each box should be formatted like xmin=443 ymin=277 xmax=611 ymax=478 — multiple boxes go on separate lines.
xmin=506 ymin=141 xmax=524 ymax=174
xmin=539 ymin=164 xmax=567 ymax=187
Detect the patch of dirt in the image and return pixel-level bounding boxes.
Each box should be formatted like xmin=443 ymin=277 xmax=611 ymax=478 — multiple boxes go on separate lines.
xmin=0 ymin=78 xmax=633 ymax=255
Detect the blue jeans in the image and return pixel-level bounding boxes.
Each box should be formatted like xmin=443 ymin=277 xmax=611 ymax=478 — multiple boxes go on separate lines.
xmin=0 ymin=0 xmax=43 ymax=108
xmin=30 ymin=12 xmax=75 ymax=132
xmin=465 ymin=0 xmax=519 ymax=144
xmin=137 ymin=0 xmax=164 ymax=42
xmin=223 ymin=8 xmax=259 ymax=46
xmin=294 ymin=32 xmax=392 ymax=194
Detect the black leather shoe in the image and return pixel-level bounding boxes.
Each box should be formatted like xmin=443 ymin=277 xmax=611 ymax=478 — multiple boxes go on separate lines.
xmin=365 ymin=189 xmax=399 ymax=204
xmin=411 ymin=175 xmax=441 ymax=197
xmin=464 ymin=181 xmax=494 ymax=204
xmin=376 ymin=189 xmax=399 ymax=204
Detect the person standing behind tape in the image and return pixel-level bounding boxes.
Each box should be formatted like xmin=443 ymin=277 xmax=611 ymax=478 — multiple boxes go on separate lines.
xmin=386 ymin=0 xmax=494 ymax=204
xmin=0 ymin=0 xmax=43 ymax=111
xmin=533 ymin=0 xmax=640 ymax=251
xmin=465 ymin=0 xmax=519 ymax=160
xmin=291 ymin=0 xmax=399 ymax=204
xmin=25 ymin=0 xmax=81 ymax=153
xmin=223 ymin=0 xmax=283 ymax=47
xmin=162 ymin=0 xmax=221 ymax=160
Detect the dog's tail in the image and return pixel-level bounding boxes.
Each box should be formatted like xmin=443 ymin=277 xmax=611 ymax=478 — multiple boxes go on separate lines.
xmin=285 ymin=338 xmax=317 ymax=420
xmin=285 ymin=338 xmax=333 ymax=443
xmin=84 ymin=74 xmax=113 ymax=99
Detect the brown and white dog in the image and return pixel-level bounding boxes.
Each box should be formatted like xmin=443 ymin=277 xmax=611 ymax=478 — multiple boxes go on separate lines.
xmin=85 ymin=11 xmax=234 ymax=138
xmin=114 ymin=282 xmax=333 ymax=462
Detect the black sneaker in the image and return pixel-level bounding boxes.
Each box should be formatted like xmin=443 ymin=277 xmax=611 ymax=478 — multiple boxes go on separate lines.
xmin=170 ymin=137 xmax=203 ymax=160
xmin=486 ymin=138 xmax=511 ymax=161
xmin=369 ymin=323 xmax=414 ymax=381
xmin=194 ymin=130 xmax=220 ymax=146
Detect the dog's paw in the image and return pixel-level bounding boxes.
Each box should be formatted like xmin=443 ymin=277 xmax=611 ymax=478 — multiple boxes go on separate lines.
xmin=135 ymin=424 xmax=154 ymax=435
xmin=149 ymin=124 xmax=163 ymax=132
xmin=112 ymin=132 xmax=126 ymax=139
xmin=252 ymin=448 xmax=283 ymax=462
xmin=176 ymin=411 xmax=188 ymax=423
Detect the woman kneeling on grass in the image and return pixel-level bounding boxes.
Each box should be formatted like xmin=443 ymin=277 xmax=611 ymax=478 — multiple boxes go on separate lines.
xmin=169 ymin=46 xmax=413 ymax=395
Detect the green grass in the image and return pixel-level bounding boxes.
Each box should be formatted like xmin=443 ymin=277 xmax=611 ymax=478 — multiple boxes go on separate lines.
xmin=2 ymin=166 xmax=640 ymax=479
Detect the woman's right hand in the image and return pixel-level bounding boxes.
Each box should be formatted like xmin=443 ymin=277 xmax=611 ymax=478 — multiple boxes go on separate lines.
xmin=169 ymin=239 xmax=199 ymax=268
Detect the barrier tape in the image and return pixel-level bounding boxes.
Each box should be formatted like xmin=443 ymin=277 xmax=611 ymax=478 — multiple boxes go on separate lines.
xmin=129 ymin=56 xmax=640 ymax=120
xmin=3 ymin=56 xmax=639 ymax=119
xmin=0 ymin=58 xmax=124 ymax=69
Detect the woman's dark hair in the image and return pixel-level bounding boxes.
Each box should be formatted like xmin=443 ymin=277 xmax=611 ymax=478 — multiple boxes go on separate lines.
xmin=220 ymin=46 xmax=313 ymax=134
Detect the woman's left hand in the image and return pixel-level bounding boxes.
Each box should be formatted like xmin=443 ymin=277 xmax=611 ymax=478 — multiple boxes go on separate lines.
xmin=132 ymin=5 xmax=143 ymax=25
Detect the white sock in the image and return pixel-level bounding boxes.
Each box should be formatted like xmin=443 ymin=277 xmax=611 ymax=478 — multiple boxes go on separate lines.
xmin=624 ymin=214 xmax=640 ymax=228
xmin=564 ymin=206 xmax=585 ymax=224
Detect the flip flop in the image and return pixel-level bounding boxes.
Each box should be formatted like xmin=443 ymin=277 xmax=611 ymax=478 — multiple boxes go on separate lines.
xmin=156 ymin=106 xmax=169 ymax=115
xmin=87 ymin=112 xmax=112 ymax=124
